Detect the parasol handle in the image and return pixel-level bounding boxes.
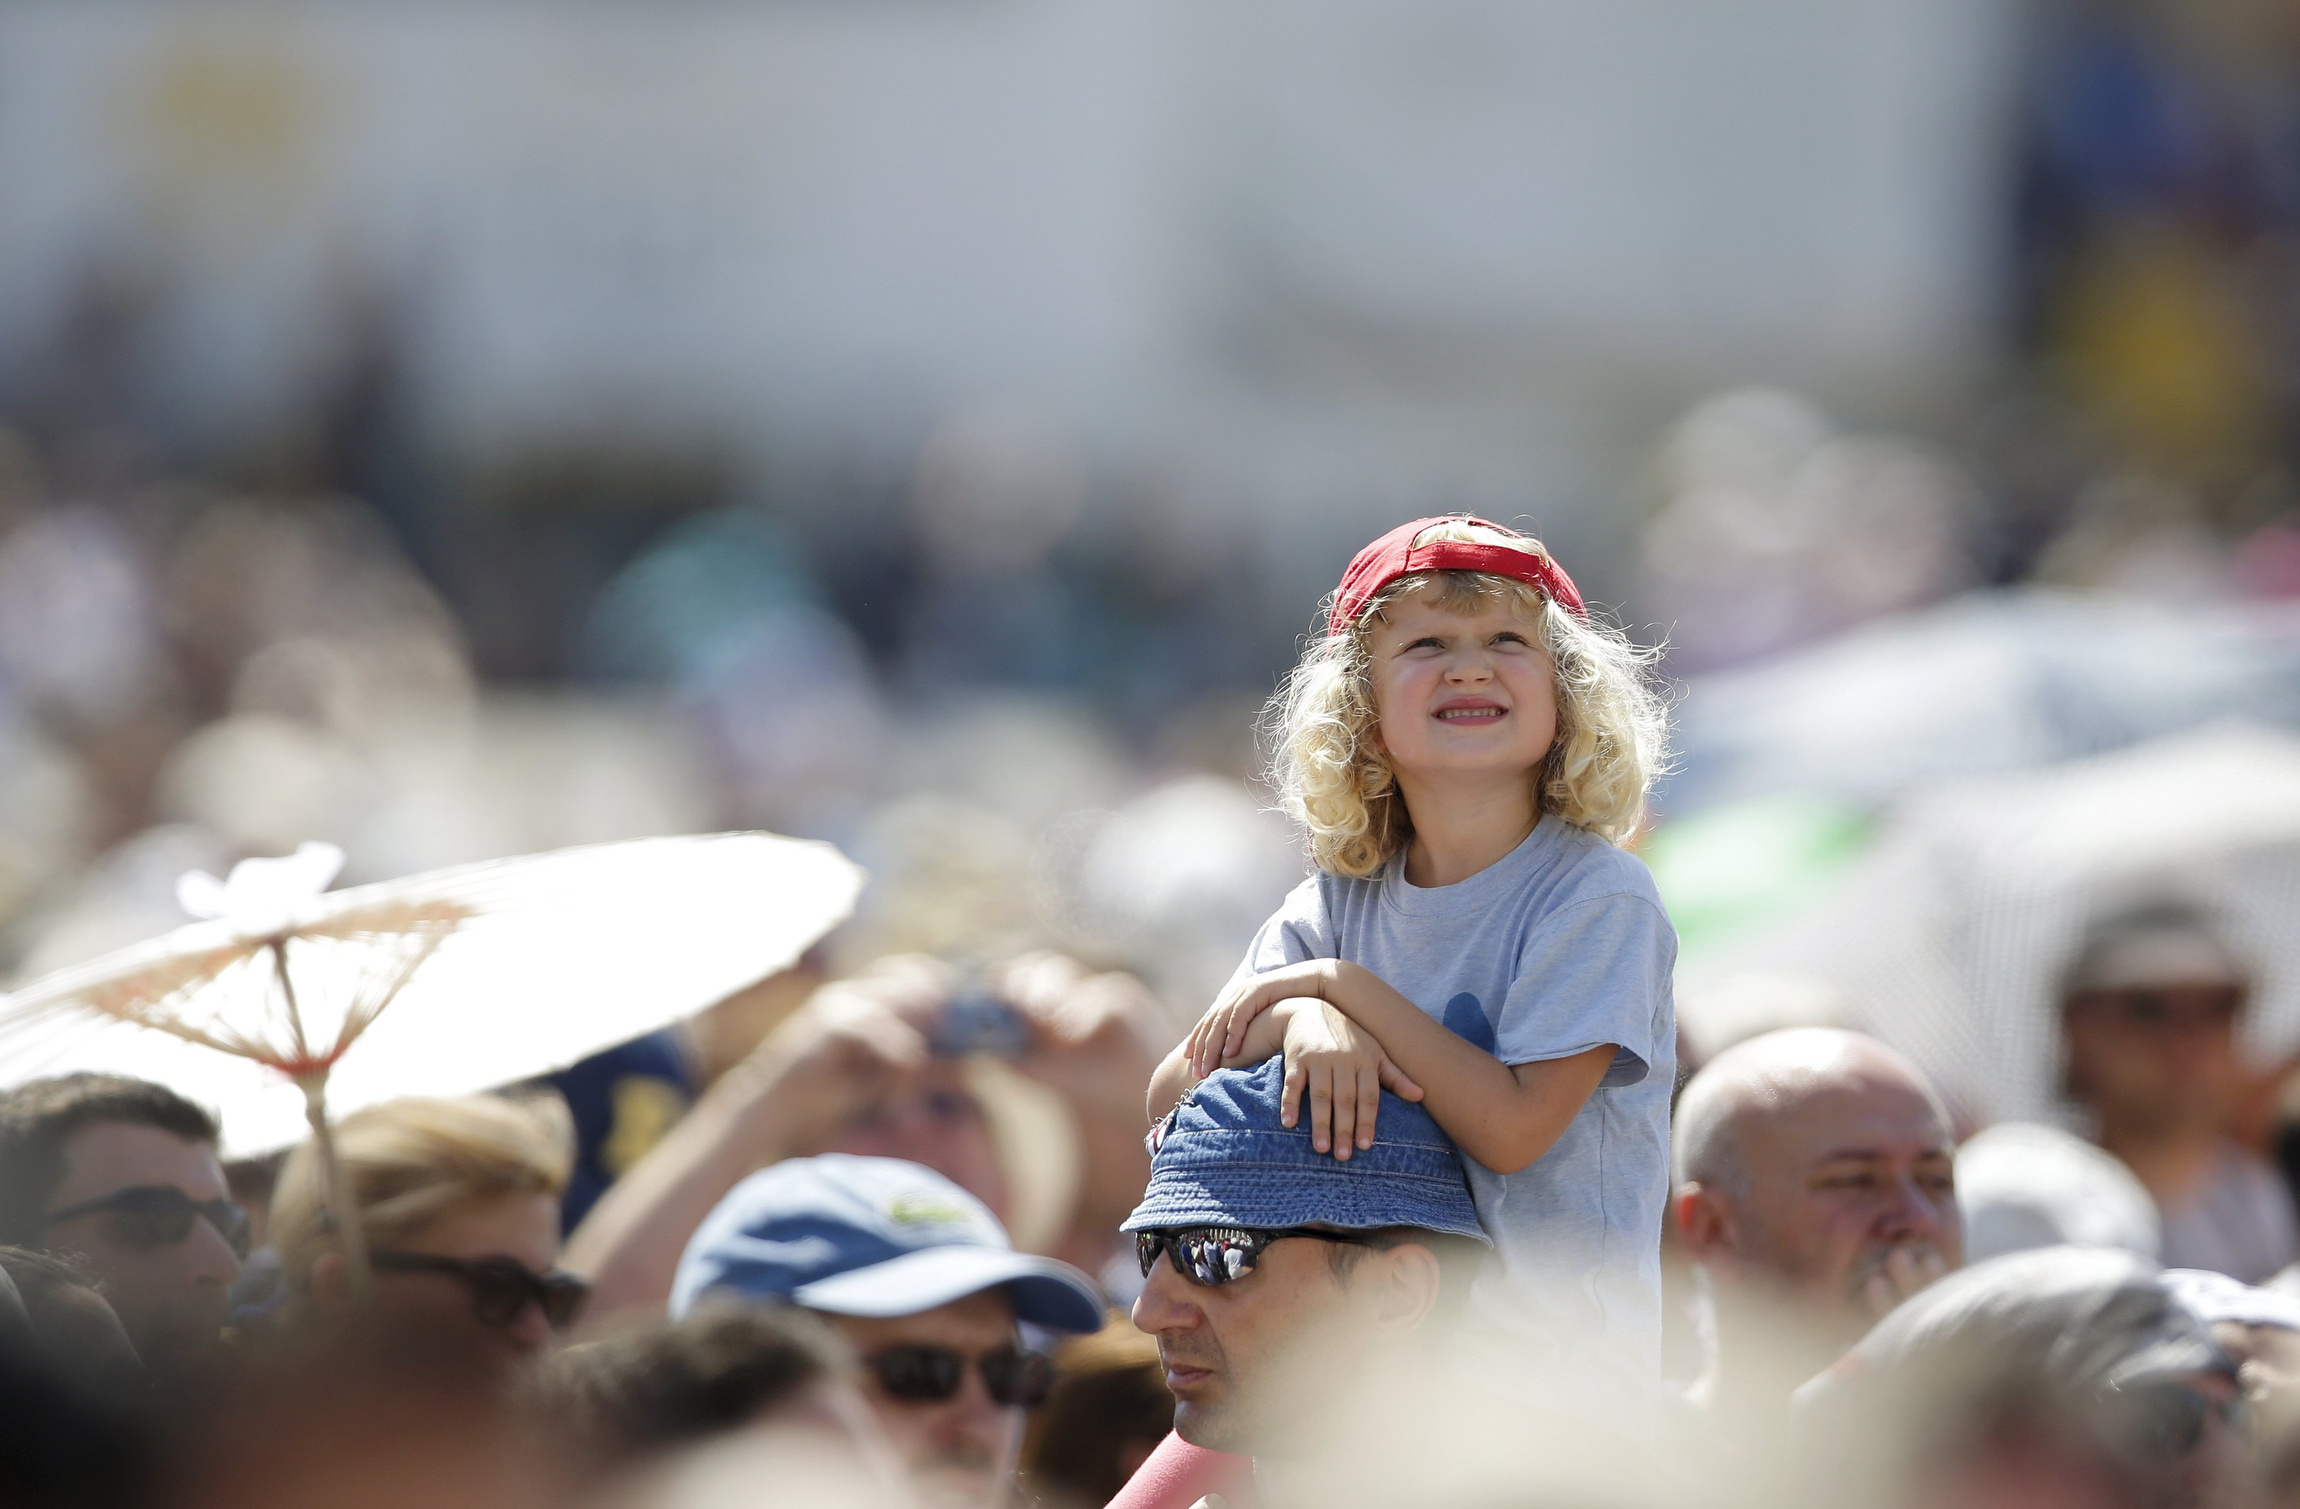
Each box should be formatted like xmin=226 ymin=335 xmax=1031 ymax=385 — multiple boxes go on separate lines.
xmin=299 ymin=1075 xmax=373 ymax=1303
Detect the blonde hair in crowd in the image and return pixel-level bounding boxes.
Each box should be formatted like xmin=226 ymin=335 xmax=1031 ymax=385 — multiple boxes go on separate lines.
xmin=272 ymin=1093 xmax=573 ymax=1294
xmin=1268 ymin=518 xmax=1668 ymax=877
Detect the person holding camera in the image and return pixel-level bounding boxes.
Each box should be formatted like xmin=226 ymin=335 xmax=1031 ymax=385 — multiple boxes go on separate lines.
xmin=564 ymin=953 xmax=1161 ymax=1323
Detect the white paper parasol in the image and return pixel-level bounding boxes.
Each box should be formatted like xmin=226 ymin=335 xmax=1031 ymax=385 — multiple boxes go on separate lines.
xmin=0 ymin=831 xmax=863 ymax=1286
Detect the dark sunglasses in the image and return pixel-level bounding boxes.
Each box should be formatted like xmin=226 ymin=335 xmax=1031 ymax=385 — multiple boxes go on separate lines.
xmin=864 ymin=1344 xmax=1056 ymax=1408
xmin=2071 ymin=989 xmax=2242 ymax=1032
xmin=368 ymin=1250 xmax=589 ymax=1331
xmin=1135 ymin=1226 xmax=1389 ymax=1288
xmin=42 ymin=1185 xmax=252 ymax=1260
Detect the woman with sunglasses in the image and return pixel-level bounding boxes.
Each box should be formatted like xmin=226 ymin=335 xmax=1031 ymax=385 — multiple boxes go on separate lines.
xmin=268 ymin=1094 xmax=589 ymax=1366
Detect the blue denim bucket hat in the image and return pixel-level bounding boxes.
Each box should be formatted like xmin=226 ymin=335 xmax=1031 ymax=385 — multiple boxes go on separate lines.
xmin=1122 ymin=1058 xmax=1488 ymax=1242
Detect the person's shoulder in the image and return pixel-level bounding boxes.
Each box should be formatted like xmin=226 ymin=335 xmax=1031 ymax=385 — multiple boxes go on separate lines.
xmin=2215 ymin=1140 xmax=2294 ymax=1204
xmin=1531 ymin=822 xmax=1666 ymax=914
xmin=1301 ymin=863 xmax=1387 ymax=914
xmin=1269 ymin=868 xmax=1344 ymax=922
xmin=1104 ymin=1432 xmax=1253 ymax=1509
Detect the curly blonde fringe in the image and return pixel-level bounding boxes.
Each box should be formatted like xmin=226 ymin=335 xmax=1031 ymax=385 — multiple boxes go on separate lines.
xmin=1266 ymin=522 xmax=1669 ymax=877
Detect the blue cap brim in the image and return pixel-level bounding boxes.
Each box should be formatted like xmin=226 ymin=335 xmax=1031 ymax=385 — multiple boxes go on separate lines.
xmin=793 ymin=1245 xmax=1106 ymax=1334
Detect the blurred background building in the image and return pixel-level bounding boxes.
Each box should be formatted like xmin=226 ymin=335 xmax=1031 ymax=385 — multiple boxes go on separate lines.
xmin=0 ymin=0 xmax=2298 ymax=1121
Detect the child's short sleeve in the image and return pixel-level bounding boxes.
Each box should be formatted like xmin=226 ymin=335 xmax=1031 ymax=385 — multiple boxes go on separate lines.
xmin=1230 ymin=875 xmax=1333 ymax=984
xmin=1491 ymin=892 xmax=1675 ymax=1086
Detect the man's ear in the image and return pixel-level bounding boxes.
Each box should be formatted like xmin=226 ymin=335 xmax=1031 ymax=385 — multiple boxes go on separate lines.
xmin=1675 ymin=1182 xmax=1737 ymax=1265
xmin=1366 ymin=1242 xmax=1443 ymax=1334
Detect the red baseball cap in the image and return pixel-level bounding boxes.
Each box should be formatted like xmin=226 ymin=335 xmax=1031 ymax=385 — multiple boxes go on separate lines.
xmin=1328 ymin=515 xmax=1587 ymax=637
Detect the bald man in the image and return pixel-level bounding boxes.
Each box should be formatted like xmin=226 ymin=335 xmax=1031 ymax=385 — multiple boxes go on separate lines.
xmin=1672 ymin=1028 xmax=1961 ymax=1438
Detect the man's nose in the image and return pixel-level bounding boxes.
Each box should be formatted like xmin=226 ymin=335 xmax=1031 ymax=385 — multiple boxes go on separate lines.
xmin=921 ymin=1356 xmax=1012 ymax=1451
xmin=184 ymin=1216 xmax=241 ymax=1287
xmin=1875 ymin=1172 xmax=1949 ymax=1244
xmin=1130 ymin=1258 xmax=1201 ymax=1336
xmin=503 ymin=1299 xmax=554 ymax=1355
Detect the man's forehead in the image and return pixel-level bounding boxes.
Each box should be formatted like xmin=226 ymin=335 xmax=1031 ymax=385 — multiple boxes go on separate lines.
xmin=49 ymin=1120 xmax=224 ymax=1204
xmin=1739 ymin=1077 xmax=1951 ymax=1161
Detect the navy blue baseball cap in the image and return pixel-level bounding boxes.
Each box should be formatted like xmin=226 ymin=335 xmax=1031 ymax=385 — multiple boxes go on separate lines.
xmin=1122 ymin=1058 xmax=1488 ymax=1242
xmin=671 ymin=1154 xmax=1105 ymax=1332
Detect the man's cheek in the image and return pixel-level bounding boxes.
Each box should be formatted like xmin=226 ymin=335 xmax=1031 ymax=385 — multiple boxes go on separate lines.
xmin=1788 ymin=1205 xmax=1872 ymax=1292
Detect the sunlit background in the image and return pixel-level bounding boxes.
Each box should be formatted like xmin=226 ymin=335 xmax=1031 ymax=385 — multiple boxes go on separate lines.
xmin=1 ymin=0 xmax=2297 ymax=1120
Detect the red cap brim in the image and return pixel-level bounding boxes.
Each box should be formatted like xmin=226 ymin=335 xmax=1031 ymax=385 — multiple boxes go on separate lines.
xmin=1329 ymin=516 xmax=1587 ymax=635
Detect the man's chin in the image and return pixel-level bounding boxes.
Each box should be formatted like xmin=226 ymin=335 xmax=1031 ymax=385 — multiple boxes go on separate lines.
xmin=909 ymin=1462 xmax=1002 ymax=1509
xmin=140 ymin=1321 xmax=229 ymax=1378
xmin=1172 ymin=1400 xmax=1249 ymax=1456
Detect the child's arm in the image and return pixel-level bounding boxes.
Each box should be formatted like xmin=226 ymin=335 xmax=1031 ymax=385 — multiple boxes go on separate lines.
xmin=1147 ymin=1000 xmax=1300 ymax=1124
xmin=1145 ymin=1040 xmax=1200 ymax=1127
xmin=1201 ymin=960 xmax=1613 ymax=1174
xmin=1147 ymin=995 xmax=1421 ymax=1132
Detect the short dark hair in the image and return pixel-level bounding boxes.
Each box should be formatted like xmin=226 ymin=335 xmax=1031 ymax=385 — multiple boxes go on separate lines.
xmin=0 ymin=1075 xmax=220 ymax=1247
xmin=536 ymin=1301 xmax=851 ymax=1471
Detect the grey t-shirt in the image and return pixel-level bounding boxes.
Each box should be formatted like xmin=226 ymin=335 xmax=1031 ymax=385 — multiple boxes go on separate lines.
xmin=1235 ymin=816 xmax=1676 ymax=1423
xmin=2157 ymin=1143 xmax=2300 ymax=1284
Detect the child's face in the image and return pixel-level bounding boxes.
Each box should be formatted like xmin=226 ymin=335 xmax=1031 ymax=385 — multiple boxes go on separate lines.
xmin=1364 ymin=588 xmax=1558 ymax=790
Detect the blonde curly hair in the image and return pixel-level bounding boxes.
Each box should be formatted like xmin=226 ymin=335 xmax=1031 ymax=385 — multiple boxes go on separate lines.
xmin=1267 ymin=519 xmax=1668 ymax=877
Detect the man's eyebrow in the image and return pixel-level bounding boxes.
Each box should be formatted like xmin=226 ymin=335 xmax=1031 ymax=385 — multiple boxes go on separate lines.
xmin=1811 ymin=1146 xmax=1955 ymax=1164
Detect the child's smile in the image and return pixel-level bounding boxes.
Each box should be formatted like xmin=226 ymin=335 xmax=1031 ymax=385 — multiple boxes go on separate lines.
xmin=1366 ymin=591 xmax=1558 ymax=785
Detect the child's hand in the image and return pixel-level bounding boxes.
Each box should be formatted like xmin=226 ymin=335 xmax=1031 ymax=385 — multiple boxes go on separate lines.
xmin=1187 ymin=960 xmax=1369 ymax=1079
xmin=1277 ymin=999 xmax=1423 ymax=1159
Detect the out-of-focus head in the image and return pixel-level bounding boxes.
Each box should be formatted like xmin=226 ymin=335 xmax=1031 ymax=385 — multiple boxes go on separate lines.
xmin=541 ymin=1301 xmax=897 ymax=1489
xmin=1957 ymin=1123 xmax=2163 ymax=1266
xmin=1019 ymin=1322 xmax=1174 ymax=1509
xmin=0 ymin=1073 xmax=239 ymax=1386
xmin=2160 ymin=1269 xmax=2300 ymax=1408
xmin=777 ymin=955 xmax=1092 ymax=1254
xmin=1122 ymin=1059 xmax=1487 ymax=1456
xmin=0 ymin=1249 xmax=152 ymax=1509
xmin=0 ymin=1245 xmax=144 ymax=1403
xmin=169 ymin=1327 xmax=561 ymax=1509
xmin=271 ymin=1093 xmax=575 ymax=1365
xmin=813 ymin=1057 xmax=1011 ymax=1233
xmin=2061 ymin=904 xmax=2250 ymax=1135
xmin=672 ymin=1155 xmax=1102 ymax=1509
xmin=1799 ymin=1247 xmax=2244 ymax=1509
xmin=1673 ymin=1028 xmax=1961 ymax=1338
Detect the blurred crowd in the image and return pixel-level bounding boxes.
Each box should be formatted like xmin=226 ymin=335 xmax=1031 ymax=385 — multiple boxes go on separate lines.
xmin=12 ymin=902 xmax=2300 ymax=1509
xmin=7 ymin=308 xmax=2300 ymax=1509
xmin=11 ymin=2 xmax=2300 ymax=1507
